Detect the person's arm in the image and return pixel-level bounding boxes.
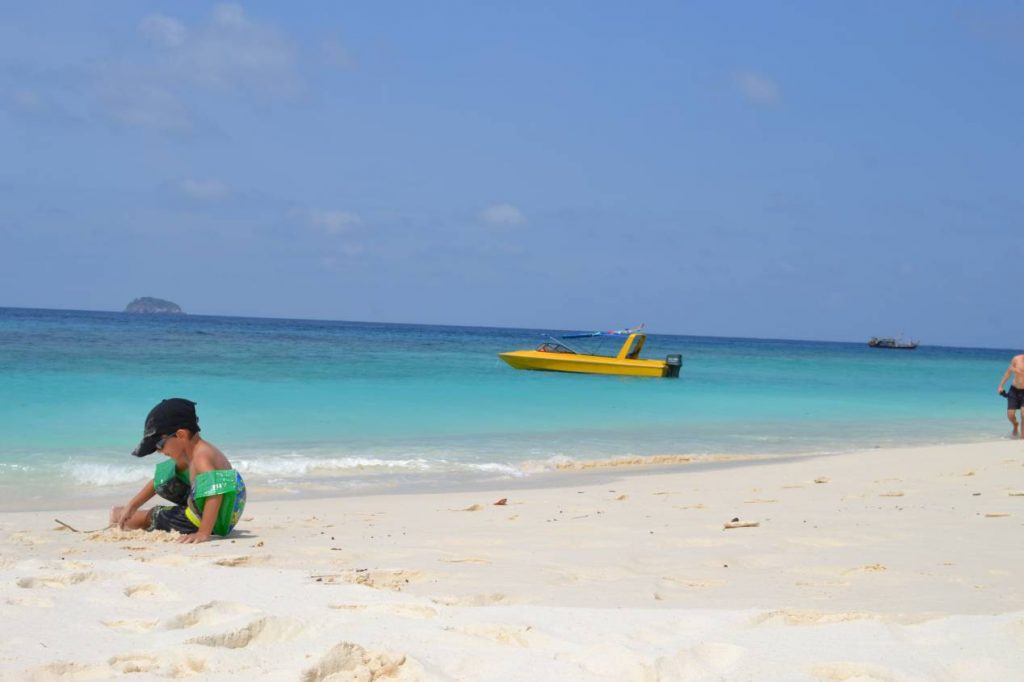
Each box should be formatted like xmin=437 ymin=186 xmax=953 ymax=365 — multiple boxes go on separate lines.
xmin=118 ymin=480 xmax=156 ymax=529
xmin=999 ymin=365 xmax=1013 ymax=393
xmin=178 ymin=452 xmax=218 ymax=543
xmin=178 ymin=493 xmax=222 ymax=544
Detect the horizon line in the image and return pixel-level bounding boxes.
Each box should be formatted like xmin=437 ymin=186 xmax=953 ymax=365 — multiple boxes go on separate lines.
xmin=0 ymin=304 xmax=1012 ymax=353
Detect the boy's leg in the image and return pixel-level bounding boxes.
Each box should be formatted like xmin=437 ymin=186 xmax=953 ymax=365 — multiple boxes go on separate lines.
xmin=108 ymin=506 xmax=153 ymax=530
xmin=150 ymin=505 xmax=199 ymax=535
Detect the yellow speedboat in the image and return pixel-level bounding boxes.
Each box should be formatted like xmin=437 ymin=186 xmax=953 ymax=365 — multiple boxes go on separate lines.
xmin=499 ymin=327 xmax=682 ymax=378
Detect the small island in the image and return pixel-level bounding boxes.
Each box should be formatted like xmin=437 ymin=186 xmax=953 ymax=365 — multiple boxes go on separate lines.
xmin=124 ymin=297 xmax=184 ymax=314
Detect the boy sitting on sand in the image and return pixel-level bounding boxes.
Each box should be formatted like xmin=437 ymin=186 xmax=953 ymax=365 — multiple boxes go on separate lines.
xmin=110 ymin=398 xmax=246 ymax=544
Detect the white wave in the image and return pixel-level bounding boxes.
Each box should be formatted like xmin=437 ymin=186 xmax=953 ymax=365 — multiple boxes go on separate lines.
xmin=233 ymin=456 xmax=438 ymax=477
xmin=464 ymin=462 xmax=526 ymax=477
xmin=0 ymin=462 xmax=32 ymax=472
xmin=520 ymin=454 xmax=576 ymax=472
xmin=64 ymin=462 xmax=151 ymax=486
xmin=39 ymin=453 xmax=529 ymax=488
xmin=233 ymin=455 xmax=529 ymax=479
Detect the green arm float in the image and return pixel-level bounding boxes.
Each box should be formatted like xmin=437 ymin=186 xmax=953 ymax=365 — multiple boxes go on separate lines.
xmin=153 ymin=459 xmax=190 ymax=505
xmin=188 ymin=470 xmax=247 ymax=536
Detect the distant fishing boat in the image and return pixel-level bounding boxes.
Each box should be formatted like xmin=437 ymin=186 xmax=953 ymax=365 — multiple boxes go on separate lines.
xmin=499 ymin=325 xmax=682 ymax=378
xmin=868 ymin=336 xmax=919 ymax=350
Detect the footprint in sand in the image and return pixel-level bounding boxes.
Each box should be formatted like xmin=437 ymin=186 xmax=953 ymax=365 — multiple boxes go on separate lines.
xmin=102 ymin=618 xmax=161 ymax=633
xmin=842 ymin=564 xmax=887 ymax=575
xmin=445 ymin=623 xmax=534 ymax=647
xmin=187 ymin=616 xmax=307 ymax=649
xmin=107 ymin=651 xmax=207 ymax=676
xmin=133 ymin=554 xmax=190 ymax=567
xmin=8 ymin=531 xmax=49 ymax=545
xmin=17 ymin=571 xmax=99 ymax=589
xmin=439 ymin=557 xmax=491 ymax=565
xmin=23 ymin=661 xmax=108 ymax=680
xmin=6 ymin=594 xmax=55 ymax=608
xmin=808 ymin=661 xmax=900 ymax=682
xmin=44 ymin=560 xmax=92 ymax=571
xmin=654 ymin=642 xmax=746 ymax=679
xmin=164 ymin=600 xmax=258 ymax=629
xmin=124 ymin=582 xmax=179 ymax=601
xmin=214 ymin=555 xmax=270 ymax=567
xmin=329 ymin=603 xmax=438 ymax=619
xmin=430 ymin=593 xmax=509 ymax=607
xmin=316 ymin=569 xmax=423 ymax=592
xmin=757 ymin=606 xmax=937 ymax=622
xmin=751 ymin=609 xmax=874 ymax=626
xmin=302 ymin=641 xmax=423 ymax=682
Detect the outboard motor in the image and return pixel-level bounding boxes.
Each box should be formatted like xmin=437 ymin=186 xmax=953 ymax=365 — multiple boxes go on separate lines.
xmin=664 ymin=354 xmax=682 ymax=378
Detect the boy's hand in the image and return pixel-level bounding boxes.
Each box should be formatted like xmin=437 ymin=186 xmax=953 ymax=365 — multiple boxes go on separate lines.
xmin=116 ymin=506 xmax=136 ymax=530
xmin=178 ymin=532 xmax=211 ymax=544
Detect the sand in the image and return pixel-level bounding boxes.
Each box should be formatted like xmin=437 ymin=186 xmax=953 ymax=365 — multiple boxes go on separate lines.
xmin=2 ymin=440 xmax=1022 ymax=681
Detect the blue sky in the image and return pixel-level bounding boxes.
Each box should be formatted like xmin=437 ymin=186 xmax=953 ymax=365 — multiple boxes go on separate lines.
xmin=1 ymin=2 xmax=1021 ymax=346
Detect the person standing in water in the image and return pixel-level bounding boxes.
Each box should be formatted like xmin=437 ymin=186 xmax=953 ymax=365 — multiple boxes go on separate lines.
xmin=997 ymin=354 xmax=1024 ymax=438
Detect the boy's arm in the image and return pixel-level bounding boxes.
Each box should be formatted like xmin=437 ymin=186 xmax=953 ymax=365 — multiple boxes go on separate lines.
xmin=179 ymin=452 xmax=219 ymax=543
xmin=178 ymin=493 xmax=222 ymax=543
xmin=118 ymin=480 xmax=156 ymax=529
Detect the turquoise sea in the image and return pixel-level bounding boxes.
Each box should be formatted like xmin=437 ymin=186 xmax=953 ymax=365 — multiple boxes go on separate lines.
xmin=0 ymin=307 xmax=1014 ymax=510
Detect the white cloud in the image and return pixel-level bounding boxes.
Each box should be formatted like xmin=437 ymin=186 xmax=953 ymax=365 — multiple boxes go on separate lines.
xmin=213 ymin=3 xmax=247 ymax=28
xmin=179 ymin=178 xmax=228 ymax=200
xmin=165 ymin=3 xmax=299 ymax=97
xmin=125 ymin=3 xmax=300 ymax=119
xmin=10 ymin=4 xmax=302 ymax=134
xmin=479 ymin=203 xmax=526 ymax=227
xmin=94 ymin=68 xmax=191 ymax=131
xmin=734 ymin=71 xmax=781 ymax=105
xmin=308 ymin=209 xmax=361 ymax=234
xmin=139 ymin=15 xmax=187 ymax=48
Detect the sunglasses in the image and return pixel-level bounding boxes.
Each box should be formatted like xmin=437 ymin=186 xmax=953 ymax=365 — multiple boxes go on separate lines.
xmin=155 ymin=433 xmax=176 ymax=450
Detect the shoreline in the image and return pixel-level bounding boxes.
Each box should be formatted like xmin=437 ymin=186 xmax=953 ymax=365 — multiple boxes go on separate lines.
xmin=3 ymin=439 xmax=1023 ymax=679
xmin=1 ymin=436 xmax=1015 ymax=514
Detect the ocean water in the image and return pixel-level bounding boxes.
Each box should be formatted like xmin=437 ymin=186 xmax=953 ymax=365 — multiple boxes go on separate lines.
xmin=0 ymin=307 xmax=1013 ymax=509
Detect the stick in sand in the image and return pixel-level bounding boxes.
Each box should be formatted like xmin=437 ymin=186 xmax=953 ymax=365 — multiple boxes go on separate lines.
xmin=54 ymin=519 xmax=110 ymax=533
xmin=723 ymin=517 xmax=760 ymax=529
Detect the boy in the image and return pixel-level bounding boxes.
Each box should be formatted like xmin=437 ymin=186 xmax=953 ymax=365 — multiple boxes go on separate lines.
xmin=110 ymin=398 xmax=246 ymax=543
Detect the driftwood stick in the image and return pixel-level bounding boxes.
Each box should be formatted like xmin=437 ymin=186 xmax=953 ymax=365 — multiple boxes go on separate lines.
xmin=54 ymin=519 xmax=109 ymax=533
xmin=723 ymin=521 xmax=760 ymax=530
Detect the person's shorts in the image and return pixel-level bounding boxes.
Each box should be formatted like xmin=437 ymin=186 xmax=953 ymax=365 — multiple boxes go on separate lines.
xmin=149 ymin=505 xmax=199 ymax=534
xmin=1008 ymin=386 xmax=1024 ymax=411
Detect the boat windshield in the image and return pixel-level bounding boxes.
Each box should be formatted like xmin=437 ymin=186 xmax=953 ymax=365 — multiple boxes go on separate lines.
xmin=536 ymin=342 xmax=576 ymax=354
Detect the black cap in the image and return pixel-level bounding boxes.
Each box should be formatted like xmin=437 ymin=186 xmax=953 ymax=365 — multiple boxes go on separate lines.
xmin=131 ymin=398 xmax=200 ymax=457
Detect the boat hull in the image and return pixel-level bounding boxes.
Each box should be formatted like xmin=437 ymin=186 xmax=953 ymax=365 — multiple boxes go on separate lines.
xmin=867 ymin=342 xmax=918 ymax=349
xmin=498 ymin=351 xmax=670 ymax=378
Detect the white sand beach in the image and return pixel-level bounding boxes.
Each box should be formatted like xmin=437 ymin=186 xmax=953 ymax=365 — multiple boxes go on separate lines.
xmin=2 ymin=440 xmax=1022 ymax=681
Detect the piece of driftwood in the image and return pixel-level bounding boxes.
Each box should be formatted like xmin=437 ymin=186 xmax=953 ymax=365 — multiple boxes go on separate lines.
xmin=54 ymin=519 xmax=108 ymax=533
xmin=723 ymin=520 xmax=760 ymax=529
